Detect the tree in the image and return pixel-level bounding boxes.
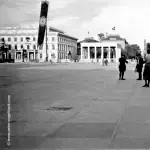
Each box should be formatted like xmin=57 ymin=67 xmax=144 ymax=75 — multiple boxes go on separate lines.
xmin=124 ymin=44 xmax=135 ymax=58
xmin=97 ymin=33 xmax=105 ymax=40
xmin=130 ymin=44 xmax=141 ymax=56
xmin=123 ymin=44 xmax=141 ymax=58
xmin=147 ymin=43 xmax=150 ymax=51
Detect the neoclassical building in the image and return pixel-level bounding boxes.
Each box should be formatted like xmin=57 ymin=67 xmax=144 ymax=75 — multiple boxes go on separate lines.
xmin=79 ymin=33 xmax=127 ymax=63
xmin=0 ymin=26 xmax=78 ymax=62
xmin=0 ymin=27 xmax=38 ymax=62
xmin=42 ymin=27 xmax=78 ymax=63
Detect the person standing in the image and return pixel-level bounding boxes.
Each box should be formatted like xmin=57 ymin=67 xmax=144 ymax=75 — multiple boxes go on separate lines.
xmin=143 ymin=50 xmax=150 ymax=87
xmin=105 ymin=58 xmax=108 ymax=66
xmin=119 ymin=55 xmax=128 ymax=80
xmin=136 ymin=55 xmax=144 ymax=80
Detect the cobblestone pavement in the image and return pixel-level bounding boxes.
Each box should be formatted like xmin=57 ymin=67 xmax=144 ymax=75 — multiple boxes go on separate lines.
xmin=0 ymin=63 xmax=150 ymax=150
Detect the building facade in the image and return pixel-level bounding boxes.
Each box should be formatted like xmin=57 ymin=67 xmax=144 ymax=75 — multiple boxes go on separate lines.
xmin=79 ymin=34 xmax=127 ymax=63
xmin=41 ymin=27 xmax=78 ymax=63
xmin=0 ymin=26 xmax=78 ymax=63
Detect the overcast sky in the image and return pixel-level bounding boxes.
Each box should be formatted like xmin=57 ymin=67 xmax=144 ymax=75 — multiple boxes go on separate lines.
xmin=0 ymin=0 xmax=150 ymax=49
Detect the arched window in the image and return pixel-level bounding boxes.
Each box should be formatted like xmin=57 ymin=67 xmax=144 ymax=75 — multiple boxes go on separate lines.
xmin=33 ymin=45 xmax=36 ymax=49
xmin=15 ymin=45 xmax=17 ymax=49
xmin=1 ymin=37 xmax=4 ymax=42
xmin=40 ymin=53 xmax=42 ymax=59
xmin=8 ymin=45 xmax=11 ymax=50
xmin=33 ymin=37 xmax=36 ymax=41
xmin=52 ymin=44 xmax=55 ymax=50
xmin=27 ymin=45 xmax=30 ymax=49
xmin=52 ymin=37 xmax=55 ymax=41
xmin=21 ymin=37 xmax=23 ymax=41
xmin=21 ymin=45 xmax=23 ymax=49
xmin=8 ymin=37 xmax=11 ymax=41
xmin=14 ymin=37 xmax=17 ymax=41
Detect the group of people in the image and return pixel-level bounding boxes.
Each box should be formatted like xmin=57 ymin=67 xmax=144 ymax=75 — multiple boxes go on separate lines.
xmin=118 ymin=50 xmax=150 ymax=87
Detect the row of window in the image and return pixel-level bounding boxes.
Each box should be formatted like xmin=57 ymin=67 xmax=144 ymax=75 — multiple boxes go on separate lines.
xmin=58 ymin=36 xmax=76 ymax=45
xmin=58 ymin=44 xmax=68 ymax=51
xmin=10 ymin=44 xmax=37 ymax=50
xmin=39 ymin=53 xmax=67 ymax=60
xmin=1 ymin=36 xmax=56 ymax=42
xmin=58 ymin=44 xmax=75 ymax=52
xmin=58 ymin=53 xmax=67 ymax=59
xmin=8 ymin=44 xmax=56 ymax=50
xmin=1 ymin=36 xmax=77 ymax=47
xmin=4 ymin=37 xmax=36 ymax=42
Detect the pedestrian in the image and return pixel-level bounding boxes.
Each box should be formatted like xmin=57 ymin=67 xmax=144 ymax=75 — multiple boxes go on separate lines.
xmin=105 ymin=58 xmax=108 ymax=66
xmin=142 ymin=50 xmax=150 ymax=87
xmin=135 ymin=55 xmax=144 ymax=80
xmin=118 ymin=55 xmax=128 ymax=80
xmin=102 ymin=59 xmax=105 ymax=66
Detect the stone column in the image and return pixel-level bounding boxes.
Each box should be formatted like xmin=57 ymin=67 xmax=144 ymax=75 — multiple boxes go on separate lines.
xmin=27 ymin=51 xmax=29 ymax=62
xmin=108 ymin=47 xmax=111 ymax=62
xmin=88 ymin=47 xmax=90 ymax=59
xmin=34 ymin=50 xmax=35 ymax=60
xmin=81 ymin=45 xmax=83 ymax=60
xmin=113 ymin=48 xmax=116 ymax=60
xmin=20 ymin=50 xmax=22 ymax=61
xmin=116 ymin=46 xmax=121 ymax=63
xmin=101 ymin=47 xmax=104 ymax=64
xmin=95 ymin=47 xmax=96 ymax=60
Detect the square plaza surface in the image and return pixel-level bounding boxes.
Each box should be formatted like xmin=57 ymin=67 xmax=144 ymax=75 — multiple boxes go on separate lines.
xmin=0 ymin=63 xmax=150 ymax=149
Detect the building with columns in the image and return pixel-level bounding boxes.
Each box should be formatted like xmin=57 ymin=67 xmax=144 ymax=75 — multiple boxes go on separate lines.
xmin=79 ymin=33 xmax=127 ymax=63
xmin=0 ymin=26 xmax=78 ymax=63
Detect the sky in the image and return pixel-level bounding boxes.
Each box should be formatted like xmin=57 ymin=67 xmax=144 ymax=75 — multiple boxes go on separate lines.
xmin=0 ymin=0 xmax=150 ymax=49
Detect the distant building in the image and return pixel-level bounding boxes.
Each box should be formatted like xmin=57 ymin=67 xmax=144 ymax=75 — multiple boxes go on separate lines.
xmin=0 ymin=26 xmax=78 ymax=62
xmin=79 ymin=33 xmax=127 ymax=63
xmin=47 ymin=27 xmax=78 ymax=63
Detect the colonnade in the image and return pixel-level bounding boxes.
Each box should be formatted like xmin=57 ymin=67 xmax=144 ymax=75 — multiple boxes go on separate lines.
xmin=15 ymin=50 xmax=36 ymax=62
xmin=80 ymin=45 xmax=120 ymax=63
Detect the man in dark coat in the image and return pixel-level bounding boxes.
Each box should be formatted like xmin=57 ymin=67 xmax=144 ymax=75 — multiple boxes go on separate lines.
xmin=136 ymin=55 xmax=144 ymax=80
xmin=119 ymin=55 xmax=128 ymax=80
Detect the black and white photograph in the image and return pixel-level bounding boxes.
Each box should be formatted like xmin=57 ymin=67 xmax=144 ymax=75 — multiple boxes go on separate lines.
xmin=0 ymin=0 xmax=150 ymax=149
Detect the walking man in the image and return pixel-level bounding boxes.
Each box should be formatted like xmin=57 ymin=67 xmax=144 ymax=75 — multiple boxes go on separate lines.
xmin=119 ymin=55 xmax=128 ymax=80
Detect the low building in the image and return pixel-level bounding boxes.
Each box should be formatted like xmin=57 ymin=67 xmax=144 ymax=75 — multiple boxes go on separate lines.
xmin=79 ymin=33 xmax=127 ymax=63
xmin=0 ymin=26 xmax=78 ymax=63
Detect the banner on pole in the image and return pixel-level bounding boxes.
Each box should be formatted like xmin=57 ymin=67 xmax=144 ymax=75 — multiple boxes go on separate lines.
xmin=37 ymin=0 xmax=49 ymax=50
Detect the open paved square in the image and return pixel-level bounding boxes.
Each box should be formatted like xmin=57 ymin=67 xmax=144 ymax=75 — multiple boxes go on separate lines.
xmin=0 ymin=62 xmax=150 ymax=149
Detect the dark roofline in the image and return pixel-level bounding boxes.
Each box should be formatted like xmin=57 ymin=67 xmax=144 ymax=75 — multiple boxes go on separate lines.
xmin=80 ymin=38 xmax=99 ymax=43
xmin=49 ymin=27 xmax=64 ymax=34
xmin=102 ymin=34 xmax=126 ymax=41
xmin=58 ymin=33 xmax=78 ymax=40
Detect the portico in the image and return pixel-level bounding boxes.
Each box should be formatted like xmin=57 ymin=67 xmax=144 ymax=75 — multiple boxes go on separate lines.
xmin=79 ymin=34 xmax=125 ymax=63
xmin=80 ymin=42 xmax=120 ymax=63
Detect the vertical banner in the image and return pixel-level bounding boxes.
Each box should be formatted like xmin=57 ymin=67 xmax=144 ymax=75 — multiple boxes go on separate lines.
xmin=37 ymin=0 xmax=49 ymax=50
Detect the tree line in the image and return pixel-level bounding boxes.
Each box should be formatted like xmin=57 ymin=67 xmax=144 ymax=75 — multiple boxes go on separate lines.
xmin=122 ymin=44 xmax=141 ymax=59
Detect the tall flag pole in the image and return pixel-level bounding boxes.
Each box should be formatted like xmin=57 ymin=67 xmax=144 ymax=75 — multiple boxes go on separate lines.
xmin=37 ymin=0 xmax=49 ymax=61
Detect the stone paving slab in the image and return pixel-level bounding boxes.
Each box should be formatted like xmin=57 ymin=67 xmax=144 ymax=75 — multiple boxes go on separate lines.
xmin=121 ymin=106 xmax=150 ymax=123
xmin=70 ymin=101 xmax=125 ymax=123
xmin=49 ymin=122 xmax=115 ymax=139
xmin=37 ymin=138 xmax=110 ymax=149
xmin=109 ymin=137 xmax=150 ymax=149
